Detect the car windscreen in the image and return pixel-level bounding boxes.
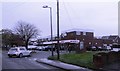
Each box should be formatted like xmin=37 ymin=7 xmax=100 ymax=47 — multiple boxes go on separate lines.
xmin=20 ymin=48 xmax=25 ymax=50
xmin=10 ymin=48 xmax=17 ymax=51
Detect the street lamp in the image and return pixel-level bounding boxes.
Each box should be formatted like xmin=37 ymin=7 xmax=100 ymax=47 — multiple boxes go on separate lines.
xmin=43 ymin=5 xmax=54 ymax=56
xmin=57 ymin=0 xmax=60 ymax=59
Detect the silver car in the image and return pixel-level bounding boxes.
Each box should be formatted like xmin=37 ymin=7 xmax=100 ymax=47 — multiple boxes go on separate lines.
xmin=8 ymin=47 xmax=32 ymax=58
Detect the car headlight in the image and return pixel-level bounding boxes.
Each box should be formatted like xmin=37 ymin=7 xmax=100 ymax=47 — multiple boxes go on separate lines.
xmin=7 ymin=52 xmax=10 ymax=54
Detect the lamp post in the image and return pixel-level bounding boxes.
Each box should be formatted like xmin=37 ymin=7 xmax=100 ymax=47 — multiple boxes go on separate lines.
xmin=57 ymin=0 xmax=60 ymax=59
xmin=43 ymin=5 xmax=54 ymax=56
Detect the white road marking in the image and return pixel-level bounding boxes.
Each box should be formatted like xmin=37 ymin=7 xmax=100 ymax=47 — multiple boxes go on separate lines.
xmin=33 ymin=58 xmax=37 ymax=61
xmin=25 ymin=57 xmax=28 ymax=58
xmin=28 ymin=59 xmax=32 ymax=60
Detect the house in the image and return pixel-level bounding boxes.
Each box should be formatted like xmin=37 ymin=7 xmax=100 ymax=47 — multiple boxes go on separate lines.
xmin=102 ymin=35 xmax=119 ymax=44
xmin=93 ymin=38 xmax=113 ymax=50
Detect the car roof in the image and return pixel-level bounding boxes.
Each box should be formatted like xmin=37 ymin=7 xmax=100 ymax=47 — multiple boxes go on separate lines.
xmin=11 ymin=47 xmax=26 ymax=49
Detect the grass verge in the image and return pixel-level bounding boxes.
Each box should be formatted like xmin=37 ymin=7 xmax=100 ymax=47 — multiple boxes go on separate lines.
xmin=48 ymin=52 xmax=96 ymax=69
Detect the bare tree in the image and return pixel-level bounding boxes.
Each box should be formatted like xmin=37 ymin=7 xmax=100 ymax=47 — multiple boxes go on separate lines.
xmin=15 ymin=21 xmax=38 ymax=49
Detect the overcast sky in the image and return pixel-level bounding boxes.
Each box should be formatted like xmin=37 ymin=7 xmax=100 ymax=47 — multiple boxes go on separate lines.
xmin=1 ymin=0 xmax=119 ymax=38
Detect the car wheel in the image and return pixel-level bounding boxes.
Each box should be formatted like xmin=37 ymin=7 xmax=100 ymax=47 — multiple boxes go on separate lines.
xmin=8 ymin=55 xmax=12 ymax=58
xmin=19 ymin=53 xmax=23 ymax=58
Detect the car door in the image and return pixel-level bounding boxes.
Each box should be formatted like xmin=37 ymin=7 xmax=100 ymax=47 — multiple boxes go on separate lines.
xmin=23 ymin=48 xmax=30 ymax=55
xmin=19 ymin=48 xmax=28 ymax=56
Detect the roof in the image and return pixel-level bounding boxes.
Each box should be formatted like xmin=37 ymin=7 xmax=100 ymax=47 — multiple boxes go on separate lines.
xmin=28 ymin=45 xmax=37 ymax=48
xmin=42 ymin=40 xmax=80 ymax=45
xmin=102 ymin=35 xmax=119 ymax=40
xmin=102 ymin=36 xmax=109 ymax=39
xmin=62 ymin=28 xmax=94 ymax=33
xmin=109 ymin=35 xmax=119 ymax=40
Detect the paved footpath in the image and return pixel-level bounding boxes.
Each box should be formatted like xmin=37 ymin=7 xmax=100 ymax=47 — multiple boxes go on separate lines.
xmin=0 ymin=49 xmax=2 ymax=71
xmin=36 ymin=58 xmax=92 ymax=71
xmin=101 ymin=61 xmax=120 ymax=71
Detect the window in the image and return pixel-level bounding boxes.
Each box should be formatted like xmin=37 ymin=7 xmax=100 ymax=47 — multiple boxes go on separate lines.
xmin=64 ymin=33 xmax=67 ymax=36
xmin=103 ymin=44 xmax=107 ymax=46
xmin=89 ymin=42 xmax=91 ymax=44
xmin=109 ymin=44 xmax=112 ymax=46
xmin=70 ymin=33 xmax=74 ymax=36
xmin=10 ymin=48 xmax=17 ymax=51
xmin=83 ymin=32 xmax=86 ymax=35
xmin=76 ymin=31 xmax=81 ymax=35
xmin=62 ymin=33 xmax=67 ymax=37
xmin=48 ymin=38 xmax=51 ymax=41
xmin=80 ymin=41 xmax=84 ymax=49
xmin=20 ymin=48 xmax=25 ymax=50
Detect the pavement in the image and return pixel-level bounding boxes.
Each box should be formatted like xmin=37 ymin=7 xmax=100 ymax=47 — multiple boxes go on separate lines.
xmin=100 ymin=61 xmax=120 ymax=71
xmin=0 ymin=48 xmax=2 ymax=71
xmin=35 ymin=51 xmax=120 ymax=71
xmin=36 ymin=58 xmax=92 ymax=71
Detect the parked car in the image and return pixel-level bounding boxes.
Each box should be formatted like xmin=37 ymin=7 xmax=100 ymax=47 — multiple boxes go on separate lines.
xmin=91 ymin=46 xmax=97 ymax=51
xmin=8 ymin=47 xmax=32 ymax=58
xmin=42 ymin=46 xmax=50 ymax=51
xmin=36 ymin=46 xmax=43 ymax=51
xmin=98 ymin=46 xmax=102 ymax=51
xmin=42 ymin=46 xmax=54 ymax=51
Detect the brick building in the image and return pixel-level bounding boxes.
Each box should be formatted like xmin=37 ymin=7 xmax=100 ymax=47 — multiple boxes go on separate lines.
xmin=61 ymin=31 xmax=94 ymax=52
xmin=37 ymin=30 xmax=119 ymax=52
xmin=61 ymin=31 xmax=117 ymax=51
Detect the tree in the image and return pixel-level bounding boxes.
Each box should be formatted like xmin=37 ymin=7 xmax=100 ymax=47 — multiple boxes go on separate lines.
xmin=2 ymin=29 xmax=13 ymax=49
xmin=15 ymin=21 xmax=38 ymax=49
xmin=1 ymin=29 xmax=24 ymax=50
xmin=11 ymin=34 xmax=24 ymax=46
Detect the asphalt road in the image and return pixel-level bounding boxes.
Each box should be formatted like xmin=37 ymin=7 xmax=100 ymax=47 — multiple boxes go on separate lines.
xmin=0 ymin=49 xmax=2 ymax=71
xmin=2 ymin=51 xmax=64 ymax=71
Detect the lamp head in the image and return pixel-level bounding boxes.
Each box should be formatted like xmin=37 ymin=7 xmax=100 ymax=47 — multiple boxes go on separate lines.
xmin=43 ymin=5 xmax=48 ymax=8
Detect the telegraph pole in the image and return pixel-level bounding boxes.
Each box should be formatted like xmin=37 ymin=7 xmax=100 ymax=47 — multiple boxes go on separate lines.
xmin=57 ymin=0 xmax=60 ymax=59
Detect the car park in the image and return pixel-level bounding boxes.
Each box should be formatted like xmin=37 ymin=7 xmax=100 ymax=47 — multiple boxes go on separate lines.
xmin=8 ymin=47 xmax=32 ymax=58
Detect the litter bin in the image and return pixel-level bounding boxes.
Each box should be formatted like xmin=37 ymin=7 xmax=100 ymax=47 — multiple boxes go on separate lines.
xmin=93 ymin=52 xmax=108 ymax=69
xmin=93 ymin=54 xmax=103 ymax=69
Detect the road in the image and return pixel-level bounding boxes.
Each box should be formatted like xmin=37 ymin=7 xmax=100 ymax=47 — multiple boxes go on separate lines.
xmin=2 ymin=50 xmax=64 ymax=71
xmin=0 ymin=49 xmax=2 ymax=71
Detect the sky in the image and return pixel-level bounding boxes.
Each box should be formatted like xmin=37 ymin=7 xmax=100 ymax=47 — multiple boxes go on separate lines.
xmin=0 ymin=0 xmax=119 ymax=38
